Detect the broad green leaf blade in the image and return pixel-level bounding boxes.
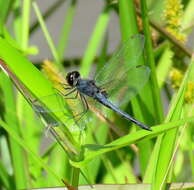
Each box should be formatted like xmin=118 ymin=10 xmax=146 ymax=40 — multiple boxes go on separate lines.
xmin=70 ymin=116 xmax=194 ymax=168
xmin=150 ymin=58 xmax=194 ymax=189
xmin=0 ymin=37 xmax=79 ymax=154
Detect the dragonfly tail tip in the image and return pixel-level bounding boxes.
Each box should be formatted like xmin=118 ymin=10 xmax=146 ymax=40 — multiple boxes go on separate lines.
xmin=139 ymin=124 xmax=152 ymax=131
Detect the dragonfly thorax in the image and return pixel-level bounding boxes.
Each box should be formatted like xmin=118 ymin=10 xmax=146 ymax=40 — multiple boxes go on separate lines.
xmin=66 ymin=71 xmax=80 ymax=87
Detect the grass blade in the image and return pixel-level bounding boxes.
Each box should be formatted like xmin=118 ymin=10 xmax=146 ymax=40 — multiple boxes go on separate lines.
xmin=57 ymin=0 xmax=77 ymax=61
xmin=0 ymin=72 xmax=27 ymax=189
xmin=80 ymin=5 xmax=110 ymax=77
xmin=70 ymin=116 xmax=194 ymax=168
xmin=32 ymin=2 xmax=61 ymax=67
xmin=151 ymin=58 xmax=194 ymax=189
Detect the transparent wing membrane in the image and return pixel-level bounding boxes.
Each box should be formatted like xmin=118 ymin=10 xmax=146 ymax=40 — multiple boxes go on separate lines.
xmin=95 ymin=34 xmax=145 ymax=86
xmin=32 ymin=88 xmax=89 ymax=131
xmin=102 ymin=65 xmax=150 ymax=106
xmin=95 ymin=34 xmax=150 ymax=107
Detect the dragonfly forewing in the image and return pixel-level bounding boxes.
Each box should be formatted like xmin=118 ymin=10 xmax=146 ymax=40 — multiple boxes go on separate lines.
xmin=95 ymin=34 xmax=145 ymax=87
xmin=32 ymin=88 xmax=91 ymax=131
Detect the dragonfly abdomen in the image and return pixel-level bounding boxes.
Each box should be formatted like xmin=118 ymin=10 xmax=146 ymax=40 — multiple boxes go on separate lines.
xmin=95 ymin=93 xmax=151 ymax=131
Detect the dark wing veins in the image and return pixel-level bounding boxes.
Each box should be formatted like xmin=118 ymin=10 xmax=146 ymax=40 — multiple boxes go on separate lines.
xmin=93 ymin=80 xmax=108 ymax=98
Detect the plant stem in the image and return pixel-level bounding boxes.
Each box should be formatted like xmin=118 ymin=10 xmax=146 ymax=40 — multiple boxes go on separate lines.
xmin=21 ymin=0 xmax=31 ymax=50
xmin=30 ymin=0 xmax=66 ymax=34
xmin=57 ymin=0 xmax=77 ymax=61
xmin=32 ymin=2 xmax=61 ymax=68
xmin=71 ymin=167 xmax=80 ymax=188
xmin=140 ymin=0 xmax=164 ymax=123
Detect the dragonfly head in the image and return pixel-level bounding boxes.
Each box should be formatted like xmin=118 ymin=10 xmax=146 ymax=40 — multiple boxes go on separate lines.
xmin=66 ymin=71 xmax=80 ymax=87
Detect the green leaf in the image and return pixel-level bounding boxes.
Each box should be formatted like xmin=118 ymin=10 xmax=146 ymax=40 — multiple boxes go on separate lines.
xmin=70 ymin=116 xmax=194 ymax=168
xmin=0 ymin=159 xmax=13 ymax=190
xmin=150 ymin=58 xmax=194 ymax=189
xmin=156 ymin=45 xmax=174 ymax=88
xmin=0 ymin=0 xmax=12 ymax=34
xmin=0 ymin=72 xmax=27 ymax=189
xmin=0 ymin=118 xmax=63 ymax=185
xmin=182 ymin=0 xmax=194 ymax=32
xmin=0 ymin=37 xmax=79 ymax=155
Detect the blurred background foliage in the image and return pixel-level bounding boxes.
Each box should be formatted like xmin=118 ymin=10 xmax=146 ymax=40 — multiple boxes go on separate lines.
xmin=0 ymin=0 xmax=194 ymax=189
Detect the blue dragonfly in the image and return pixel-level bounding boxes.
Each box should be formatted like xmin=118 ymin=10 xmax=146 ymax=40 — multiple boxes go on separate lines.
xmin=34 ymin=34 xmax=151 ymax=131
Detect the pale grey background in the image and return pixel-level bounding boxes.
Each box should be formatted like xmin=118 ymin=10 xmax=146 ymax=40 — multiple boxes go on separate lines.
xmin=30 ymin=0 xmax=194 ymax=61
xmin=30 ymin=0 xmax=120 ymax=61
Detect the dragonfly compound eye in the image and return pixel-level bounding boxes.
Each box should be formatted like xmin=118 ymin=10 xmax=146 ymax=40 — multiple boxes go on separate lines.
xmin=66 ymin=71 xmax=80 ymax=86
xmin=66 ymin=72 xmax=74 ymax=86
xmin=73 ymin=71 xmax=80 ymax=79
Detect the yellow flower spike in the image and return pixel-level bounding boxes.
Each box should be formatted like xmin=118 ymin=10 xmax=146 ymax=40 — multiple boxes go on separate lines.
xmin=185 ymin=81 xmax=194 ymax=103
xmin=163 ymin=0 xmax=186 ymax=42
xmin=42 ymin=60 xmax=66 ymax=91
xmin=169 ymin=67 xmax=183 ymax=89
xmin=166 ymin=28 xmax=186 ymax=42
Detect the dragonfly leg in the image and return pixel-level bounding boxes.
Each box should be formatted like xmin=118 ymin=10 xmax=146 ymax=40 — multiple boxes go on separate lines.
xmin=64 ymin=91 xmax=78 ymax=100
xmin=72 ymin=94 xmax=89 ymax=123
xmin=64 ymin=88 xmax=77 ymax=97
xmin=58 ymin=82 xmax=69 ymax=86
xmin=54 ymin=87 xmax=78 ymax=99
xmin=60 ymin=83 xmax=74 ymax=90
xmin=53 ymin=88 xmax=89 ymax=125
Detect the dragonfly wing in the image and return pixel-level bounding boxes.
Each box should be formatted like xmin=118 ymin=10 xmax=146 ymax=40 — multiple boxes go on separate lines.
xmin=32 ymin=88 xmax=89 ymax=131
xmin=95 ymin=34 xmax=145 ymax=87
xmin=101 ymin=65 xmax=150 ymax=107
xmin=94 ymin=34 xmax=150 ymax=107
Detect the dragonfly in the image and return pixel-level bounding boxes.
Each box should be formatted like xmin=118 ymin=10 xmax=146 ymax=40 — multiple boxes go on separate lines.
xmin=34 ymin=34 xmax=152 ymax=131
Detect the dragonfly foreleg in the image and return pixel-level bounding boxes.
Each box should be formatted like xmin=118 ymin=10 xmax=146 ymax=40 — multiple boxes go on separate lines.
xmin=72 ymin=94 xmax=89 ymax=123
xmin=64 ymin=88 xmax=77 ymax=96
xmin=55 ymin=87 xmax=79 ymax=100
xmin=58 ymin=82 xmax=69 ymax=86
xmin=63 ymin=91 xmax=78 ymax=100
